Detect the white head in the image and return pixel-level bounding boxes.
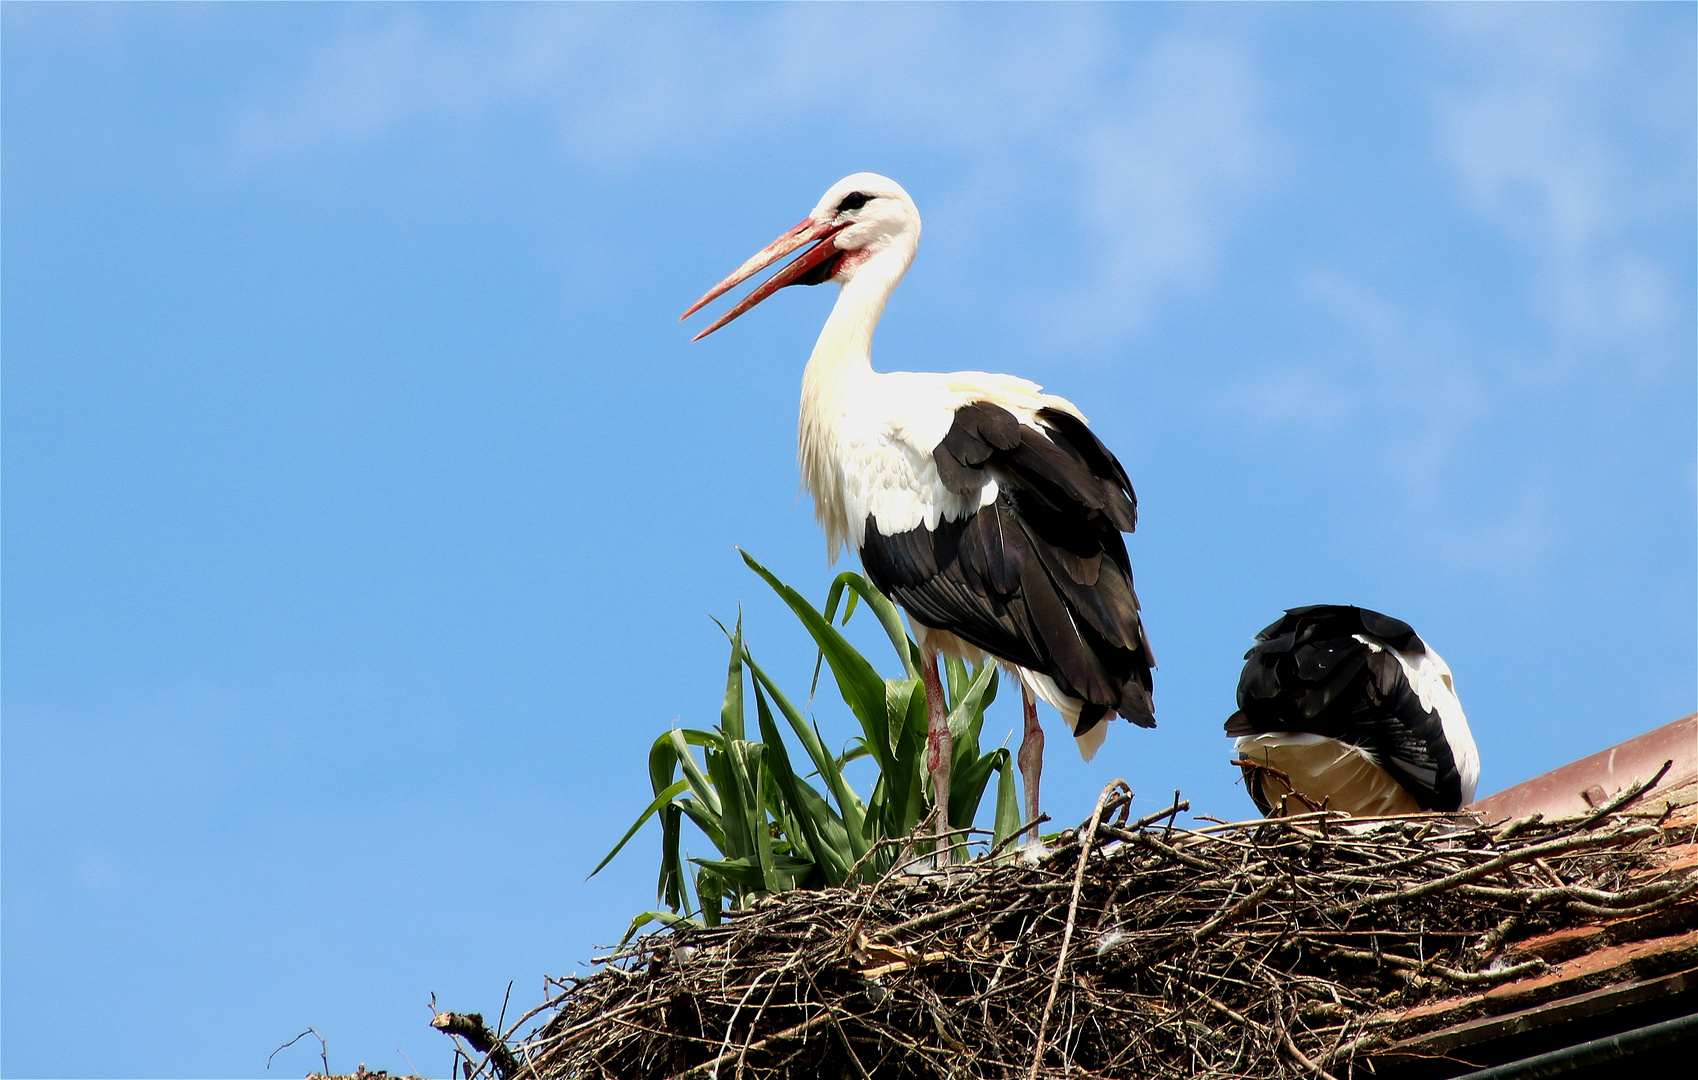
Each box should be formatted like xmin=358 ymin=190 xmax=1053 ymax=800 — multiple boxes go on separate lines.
xmin=682 ymin=173 xmax=921 ymax=339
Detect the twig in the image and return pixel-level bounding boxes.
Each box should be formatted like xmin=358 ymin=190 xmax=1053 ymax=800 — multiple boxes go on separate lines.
xmin=1026 ymin=778 xmax=1129 ymax=1080
xmin=669 ymin=1009 xmax=838 ymax=1079
xmin=432 ymin=1012 xmax=519 ymax=1079
xmin=507 ymin=787 xmax=1692 ymax=1080
xmin=496 ymin=981 xmax=513 ymax=1041
xmin=984 ymin=814 xmax=1053 ymax=861
xmin=1101 ymin=827 xmax=1216 ymax=871
xmin=1566 ymin=760 xmax=1673 ymax=832
xmin=1327 ymin=826 xmax=1656 ymax=916
xmin=882 ymin=894 xmax=991 ymax=938
xmin=1129 ymin=798 xmax=1191 ymax=833
xmin=268 ymin=1028 xmax=329 ymax=1077
xmin=1282 ymin=1030 xmax=1341 ymax=1080
xmin=1194 ymin=878 xmax=1285 ymax=943
xmin=1232 ymin=759 xmax=1327 ymax=813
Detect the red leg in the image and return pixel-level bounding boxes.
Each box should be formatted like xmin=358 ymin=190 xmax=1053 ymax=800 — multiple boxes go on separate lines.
xmin=1017 ymin=684 xmax=1050 ymax=860
xmin=921 ymin=651 xmax=952 ymax=863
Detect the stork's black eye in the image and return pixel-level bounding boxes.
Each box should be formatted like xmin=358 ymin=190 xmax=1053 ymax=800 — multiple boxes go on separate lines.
xmin=836 ymin=192 xmax=873 ymax=213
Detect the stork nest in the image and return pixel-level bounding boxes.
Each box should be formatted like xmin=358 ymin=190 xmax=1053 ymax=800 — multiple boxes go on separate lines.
xmin=436 ymin=771 xmax=1698 ymax=1080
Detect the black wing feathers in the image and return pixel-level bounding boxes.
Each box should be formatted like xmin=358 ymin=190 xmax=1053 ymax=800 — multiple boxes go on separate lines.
xmin=1225 ymin=605 xmax=1462 ymax=810
xmin=863 ymin=402 xmax=1153 ymax=736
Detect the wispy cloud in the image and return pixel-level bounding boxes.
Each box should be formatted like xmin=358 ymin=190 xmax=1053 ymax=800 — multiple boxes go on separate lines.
xmin=224 ymin=7 xmax=1277 ymax=345
xmin=1057 ymin=37 xmax=1272 ymax=340
xmin=1430 ymin=5 xmax=1694 ymax=352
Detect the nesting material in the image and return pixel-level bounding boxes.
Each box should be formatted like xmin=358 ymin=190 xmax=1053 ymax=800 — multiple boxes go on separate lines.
xmin=440 ymin=779 xmax=1697 ymax=1080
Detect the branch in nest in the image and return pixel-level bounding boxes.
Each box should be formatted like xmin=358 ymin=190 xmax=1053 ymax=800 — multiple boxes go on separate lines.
xmin=432 ymin=1012 xmax=519 ymax=1079
xmin=1232 ymin=758 xmax=1328 ymax=814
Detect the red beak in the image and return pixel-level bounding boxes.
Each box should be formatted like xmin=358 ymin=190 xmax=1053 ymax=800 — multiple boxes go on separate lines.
xmin=682 ymin=217 xmax=848 ymax=341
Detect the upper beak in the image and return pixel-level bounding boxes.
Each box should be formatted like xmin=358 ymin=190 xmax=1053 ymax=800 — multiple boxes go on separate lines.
xmin=681 ymin=217 xmax=847 ymax=341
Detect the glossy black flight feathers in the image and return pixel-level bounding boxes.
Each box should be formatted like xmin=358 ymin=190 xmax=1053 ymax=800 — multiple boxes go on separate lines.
xmin=859 ymin=404 xmax=1154 ymax=736
xmin=1226 ymin=605 xmax=1466 ymax=811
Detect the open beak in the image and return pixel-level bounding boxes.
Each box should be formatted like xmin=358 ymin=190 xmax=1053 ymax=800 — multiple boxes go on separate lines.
xmin=681 ymin=217 xmax=847 ymax=341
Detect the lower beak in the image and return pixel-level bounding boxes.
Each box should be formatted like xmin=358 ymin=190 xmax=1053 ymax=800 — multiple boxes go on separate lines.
xmin=682 ymin=218 xmax=847 ymax=341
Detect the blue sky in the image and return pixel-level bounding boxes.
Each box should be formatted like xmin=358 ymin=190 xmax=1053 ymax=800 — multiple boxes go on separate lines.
xmin=3 ymin=4 xmax=1692 ymax=1077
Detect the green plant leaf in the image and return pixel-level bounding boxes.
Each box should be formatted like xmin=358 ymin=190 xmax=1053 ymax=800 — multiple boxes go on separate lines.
xmin=674 ymin=796 xmax=727 ymax=855
xmin=659 ymin=803 xmax=687 ymax=912
xmin=619 ymin=909 xmax=702 ymax=945
xmin=876 ymin=678 xmax=927 ymax=838
xmin=704 ymin=738 xmax=752 ymax=861
xmin=603 ymin=557 xmax=1030 ymax=923
xmin=990 ymin=748 xmax=1021 ymax=860
xmin=740 ymin=649 xmax=870 ymax=862
xmin=688 ymin=855 xmax=767 ymax=891
xmin=742 ymin=552 xmax=891 ymax=743
xmin=947 ymin=662 xmax=1000 ymax=780
xmin=589 ymin=777 xmax=690 ymax=880
xmin=717 ymin=613 xmax=746 ymax=742
xmin=822 ymin=569 xmax=920 ymax=678
xmin=835 ymin=739 xmax=873 ymax=771
xmin=669 ymin=729 xmax=724 ymax=818
xmin=647 ymin=731 xmax=680 ymax=801
xmin=753 ymin=680 xmax=850 ymax=884
xmin=694 ymin=866 xmax=725 ymax=926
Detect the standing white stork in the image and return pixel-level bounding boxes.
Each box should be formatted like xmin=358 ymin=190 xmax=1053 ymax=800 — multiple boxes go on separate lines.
xmin=1227 ymin=605 xmax=1480 ymax=816
xmin=682 ymin=173 xmax=1155 ymax=859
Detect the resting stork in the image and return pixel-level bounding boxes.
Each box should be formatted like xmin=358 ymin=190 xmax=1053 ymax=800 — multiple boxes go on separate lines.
xmin=683 ymin=173 xmax=1155 ymax=859
xmin=1227 ymin=605 xmax=1480 ymax=816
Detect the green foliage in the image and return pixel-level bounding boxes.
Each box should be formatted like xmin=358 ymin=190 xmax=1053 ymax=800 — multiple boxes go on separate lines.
xmin=593 ymin=551 xmax=1021 ymax=940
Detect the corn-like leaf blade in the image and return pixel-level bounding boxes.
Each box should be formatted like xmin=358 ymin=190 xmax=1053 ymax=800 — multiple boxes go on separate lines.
xmin=589 ymin=777 xmax=691 ymax=880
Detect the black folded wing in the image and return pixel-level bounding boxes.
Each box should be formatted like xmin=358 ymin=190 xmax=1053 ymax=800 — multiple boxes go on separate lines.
xmin=1225 ymin=605 xmax=1465 ymax=810
xmin=859 ymin=403 xmax=1154 ymax=735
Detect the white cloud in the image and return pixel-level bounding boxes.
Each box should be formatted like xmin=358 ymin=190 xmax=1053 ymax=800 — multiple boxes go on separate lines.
xmin=1429 ymin=6 xmax=1693 ymax=351
xmin=223 ymin=7 xmax=1276 ymax=344
xmin=1231 ymin=270 xmax=1486 ymax=458
xmin=1056 ymin=37 xmax=1271 ymax=340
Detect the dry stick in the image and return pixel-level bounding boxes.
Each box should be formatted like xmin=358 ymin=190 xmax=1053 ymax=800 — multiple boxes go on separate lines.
xmin=1193 ymin=878 xmax=1285 ymax=944
xmin=1320 ymin=1031 xmax=1388 ymax=1068
xmin=720 ymin=946 xmax=808 ymax=1080
xmin=1313 ymin=943 xmax=1546 ymax=985
xmin=666 ymin=1009 xmax=839 ymax=1080
xmin=1495 ymin=813 xmax=1544 ymax=840
xmin=496 ymin=982 xmax=514 ymax=1043
xmin=519 ymin=806 xmax=1692 ymax=1080
xmin=707 ymin=966 xmax=780 ymax=1080
xmin=1231 ymin=759 xmax=1328 ymax=813
xmin=267 ymin=1028 xmax=329 ymax=1077
xmin=825 ymin=1008 xmax=874 ymax=1080
xmin=842 ymin=833 xmax=994 ymax=954
xmin=1128 ymin=798 xmax=1192 ymax=833
xmin=984 ymin=814 xmax=1053 ymax=861
xmin=1326 ymin=826 xmax=1657 ymax=917
xmin=735 ymin=960 xmax=808 ymax=1080
xmin=1101 ymin=827 xmax=1217 ymax=871
xmin=431 ymin=1013 xmax=518 ymax=1080
xmin=1564 ymin=879 xmax=1698 ymax=917
xmin=1026 ymin=778 xmax=1130 ymax=1080
xmin=886 ymin=825 xmax=996 ymax=876
xmin=843 ymin=824 xmax=992 ymax=886
xmin=1565 ymin=760 xmax=1674 ymax=833
xmin=501 ymin=992 xmax=571 ymax=1045
xmin=1282 ymin=1029 xmax=1341 ymax=1080
xmin=1468 ymin=914 xmax=1522 ymax=959
xmin=1187 ymin=809 xmax=1479 ymax=835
